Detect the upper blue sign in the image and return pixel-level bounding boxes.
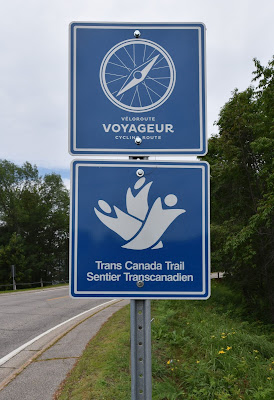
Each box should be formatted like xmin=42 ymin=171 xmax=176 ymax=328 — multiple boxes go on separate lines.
xmin=69 ymin=22 xmax=207 ymax=155
xmin=70 ymin=161 xmax=210 ymax=299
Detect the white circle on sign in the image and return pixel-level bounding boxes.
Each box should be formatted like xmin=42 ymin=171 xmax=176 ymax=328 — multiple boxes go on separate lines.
xmin=100 ymin=39 xmax=176 ymax=113
xmin=164 ymin=194 xmax=178 ymax=207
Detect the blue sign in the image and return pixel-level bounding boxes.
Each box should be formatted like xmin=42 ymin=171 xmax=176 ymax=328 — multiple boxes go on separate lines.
xmin=69 ymin=22 xmax=207 ymax=155
xmin=70 ymin=161 xmax=210 ymax=299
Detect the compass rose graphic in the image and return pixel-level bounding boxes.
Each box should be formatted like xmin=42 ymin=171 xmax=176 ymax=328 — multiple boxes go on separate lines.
xmin=100 ymin=39 xmax=176 ymax=113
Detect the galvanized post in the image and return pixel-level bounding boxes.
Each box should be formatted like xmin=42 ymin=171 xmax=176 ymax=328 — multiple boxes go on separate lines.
xmin=131 ymin=300 xmax=152 ymax=400
xmin=11 ymin=265 xmax=16 ymax=291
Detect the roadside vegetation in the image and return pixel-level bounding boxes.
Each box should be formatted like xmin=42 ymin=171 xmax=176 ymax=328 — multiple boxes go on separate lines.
xmin=202 ymin=57 xmax=274 ymax=322
xmin=0 ymin=161 xmax=69 ymax=288
xmin=55 ymin=282 xmax=274 ymax=400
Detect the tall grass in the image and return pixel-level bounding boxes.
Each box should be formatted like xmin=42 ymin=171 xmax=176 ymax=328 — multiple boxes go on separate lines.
xmin=56 ymin=282 xmax=274 ymax=400
xmin=151 ymin=283 xmax=274 ymax=399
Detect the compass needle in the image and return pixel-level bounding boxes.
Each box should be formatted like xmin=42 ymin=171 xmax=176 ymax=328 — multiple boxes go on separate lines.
xmin=100 ymin=39 xmax=175 ymax=111
xmin=116 ymin=55 xmax=160 ymax=96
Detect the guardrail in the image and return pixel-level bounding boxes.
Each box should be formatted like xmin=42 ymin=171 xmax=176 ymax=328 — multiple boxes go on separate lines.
xmin=0 ymin=280 xmax=69 ymax=291
xmin=0 ymin=274 xmax=224 ymax=292
xmin=211 ymin=272 xmax=225 ymax=279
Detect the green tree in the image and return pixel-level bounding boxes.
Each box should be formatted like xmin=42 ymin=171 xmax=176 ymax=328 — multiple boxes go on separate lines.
xmin=0 ymin=233 xmax=26 ymax=285
xmin=203 ymin=57 xmax=274 ymax=321
xmin=36 ymin=173 xmax=69 ymax=282
xmin=0 ymin=160 xmax=69 ymax=287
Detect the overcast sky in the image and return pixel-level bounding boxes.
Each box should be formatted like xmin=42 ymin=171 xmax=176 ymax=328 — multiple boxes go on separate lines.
xmin=0 ymin=0 xmax=273 ymax=181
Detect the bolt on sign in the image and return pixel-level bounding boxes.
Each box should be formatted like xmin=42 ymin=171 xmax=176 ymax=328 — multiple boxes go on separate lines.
xmin=69 ymin=22 xmax=207 ymax=155
xmin=70 ymin=161 xmax=210 ymax=299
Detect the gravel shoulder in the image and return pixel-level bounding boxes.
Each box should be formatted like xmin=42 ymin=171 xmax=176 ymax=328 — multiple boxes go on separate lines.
xmin=0 ymin=299 xmax=128 ymax=400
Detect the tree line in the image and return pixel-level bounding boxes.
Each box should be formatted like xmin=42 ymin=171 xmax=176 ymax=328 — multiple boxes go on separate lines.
xmin=0 ymin=57 xmax=273 ymax=322
xmin=203 ymin=57 xmax=274 ymax=322
xmin=0 ymin=161 xmax=69 ymax=287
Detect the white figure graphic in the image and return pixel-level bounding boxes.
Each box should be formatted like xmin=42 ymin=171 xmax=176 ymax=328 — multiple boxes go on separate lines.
xmin=94 ymin=177 xmax=186 ymax=250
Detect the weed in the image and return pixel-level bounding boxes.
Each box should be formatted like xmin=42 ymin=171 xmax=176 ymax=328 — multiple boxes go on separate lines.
xmin=56 ymin=282 xmax=274 ymax=400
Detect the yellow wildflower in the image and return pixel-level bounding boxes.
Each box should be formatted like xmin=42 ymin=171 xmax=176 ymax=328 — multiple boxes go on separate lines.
xmin=226 ymin=346 xmax=232 ymax=351
xmin=196 ymin=360 xmax=200 ymax=364
xmin=218 ymin=350 xmax=226 ymax=354
xmin=253 ymin=350 xmax=259 ymax=353
xmin=167 ymin=360 xmax=171 ymax=365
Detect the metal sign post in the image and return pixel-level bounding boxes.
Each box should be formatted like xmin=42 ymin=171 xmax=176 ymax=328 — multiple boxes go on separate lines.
xmin=11 ymin=265 xmax=16 ymax=291
xmin=131 ymin=300 xmax=152 ymax=400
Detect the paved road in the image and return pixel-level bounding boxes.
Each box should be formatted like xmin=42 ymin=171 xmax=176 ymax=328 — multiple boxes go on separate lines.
xmin=0 ymin=286 xmax=107 ymax=359
xmin=0 ymin=299 xmax=128 ymax=399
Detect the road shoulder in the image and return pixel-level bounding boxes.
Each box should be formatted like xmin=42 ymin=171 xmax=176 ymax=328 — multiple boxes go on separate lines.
xmin=0 ymin=300 xmax=128 ymax=400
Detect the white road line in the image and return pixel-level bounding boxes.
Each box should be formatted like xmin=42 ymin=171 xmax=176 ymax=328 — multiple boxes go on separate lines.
xmin=0 ymin=299 xmax=117 ymax=366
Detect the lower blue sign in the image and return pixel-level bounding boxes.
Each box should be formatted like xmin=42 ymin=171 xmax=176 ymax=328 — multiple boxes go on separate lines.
xmin=70 ymin=161 xmax=210 ymax=299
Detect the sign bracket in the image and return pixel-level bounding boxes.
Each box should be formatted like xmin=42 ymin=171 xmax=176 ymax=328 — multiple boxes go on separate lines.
xmin=129 ymin=156 xmax=150 ymax=160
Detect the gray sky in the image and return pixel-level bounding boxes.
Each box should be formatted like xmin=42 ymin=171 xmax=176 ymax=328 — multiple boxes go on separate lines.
xmin=0 ymin=0 xmax=273 ymax=175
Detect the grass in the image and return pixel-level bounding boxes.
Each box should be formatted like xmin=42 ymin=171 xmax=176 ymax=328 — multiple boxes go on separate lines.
xmin=54 ymin=305 xmax=131 ymax=400
xmin=55 ymin=282 xmax=274 ymax=400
